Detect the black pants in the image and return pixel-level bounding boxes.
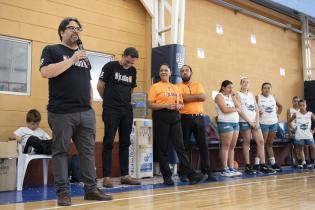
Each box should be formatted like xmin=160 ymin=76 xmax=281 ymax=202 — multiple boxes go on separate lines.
xmin=153 ymin=109 xmax=196 ymax=179
xmin=181 ymin=115 xmax=210 ymax=174
xmin=102 ymin=109 xmax=133 ymax=177
xmin=24 ymin=136 xmax=52 ymax=155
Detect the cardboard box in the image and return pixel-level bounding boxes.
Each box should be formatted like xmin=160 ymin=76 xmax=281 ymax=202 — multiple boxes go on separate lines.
xmin=0 ymin=141 xmax=18 ymax=158
xmin=0 ymin=140 xmax=18 ymax=191
xmin=0 ymin=158 xmax=17 ymax=191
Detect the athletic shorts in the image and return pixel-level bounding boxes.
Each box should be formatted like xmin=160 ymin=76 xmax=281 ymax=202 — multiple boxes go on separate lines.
xmin=294 ymin=139 xmax=315 ymax=145
xmin=260 ymin=123 xmax=277 ymax=133
xmin=239 ymin=122 xmax=260 ymax=131
xmin=217 ymin=122 xmax=239 ymax=134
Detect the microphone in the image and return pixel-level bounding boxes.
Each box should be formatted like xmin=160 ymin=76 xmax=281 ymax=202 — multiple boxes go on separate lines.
xmin=76 ymin=38 xmax=91 ymax=69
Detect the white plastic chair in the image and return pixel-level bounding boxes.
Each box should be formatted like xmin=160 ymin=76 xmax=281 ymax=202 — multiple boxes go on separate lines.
xmin=16 ymin=143 xmax=52 ymax=191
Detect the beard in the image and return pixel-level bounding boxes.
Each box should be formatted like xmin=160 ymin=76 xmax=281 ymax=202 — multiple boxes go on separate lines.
xmin=181 ymin=75 xmax=191 ymax=83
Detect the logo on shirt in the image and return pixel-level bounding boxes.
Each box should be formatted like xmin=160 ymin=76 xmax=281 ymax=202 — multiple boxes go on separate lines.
xmin=246 ymin=104 xmax=255 ymax=112
xmin=40 ymin=58 xmax=44 ymax=66
xmin=115 ymin=72 xmax=132 ymax=83
xmin=300 ymin=123 xmax=309 ymax=130
xmin=164 ymin=92 xmax=177 ymax=97
xmin=63 ymin=55 xmax=89 ymax=68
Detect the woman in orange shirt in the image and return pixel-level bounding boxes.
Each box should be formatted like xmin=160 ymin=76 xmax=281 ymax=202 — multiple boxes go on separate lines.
xmin=148 ymin=64 xmax=207 ymax=185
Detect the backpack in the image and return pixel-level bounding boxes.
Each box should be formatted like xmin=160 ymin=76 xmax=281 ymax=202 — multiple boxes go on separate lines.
xmin=68 ymin=154 xmax=82 ymax=183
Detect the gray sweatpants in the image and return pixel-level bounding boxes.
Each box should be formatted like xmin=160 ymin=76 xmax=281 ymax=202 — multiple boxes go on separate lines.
xmin=48 ymin=109 xmax=97 ymax=194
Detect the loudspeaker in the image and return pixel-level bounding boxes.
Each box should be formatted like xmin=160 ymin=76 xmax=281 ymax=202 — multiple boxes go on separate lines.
xmin=151 ymin=44 xmax=185 ymax=84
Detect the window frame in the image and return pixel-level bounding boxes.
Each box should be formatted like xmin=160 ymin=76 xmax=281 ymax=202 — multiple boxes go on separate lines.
xmin=86 ymin=50 xmax=114 ymax=101
xmin=0 ymin=35 xmax=32 ymax=96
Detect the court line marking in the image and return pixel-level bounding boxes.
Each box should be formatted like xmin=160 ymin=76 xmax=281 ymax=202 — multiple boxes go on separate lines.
xmin=34 ymin=174 xmax=315 ymax=210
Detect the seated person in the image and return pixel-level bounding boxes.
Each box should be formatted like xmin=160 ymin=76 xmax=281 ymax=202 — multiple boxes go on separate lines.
xmin=9 ymin=109 xmax=52 ymax=155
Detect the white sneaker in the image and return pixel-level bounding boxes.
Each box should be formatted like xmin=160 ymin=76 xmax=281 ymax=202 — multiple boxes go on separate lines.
xmin=229 ymin=168 xmax=242 ymax=176
xmin=221 ymin=168 xmax=234 ymax=177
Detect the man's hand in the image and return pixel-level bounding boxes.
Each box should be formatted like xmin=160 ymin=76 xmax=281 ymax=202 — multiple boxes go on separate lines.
xmin=70 ymin=50 xmax=87 ymax=64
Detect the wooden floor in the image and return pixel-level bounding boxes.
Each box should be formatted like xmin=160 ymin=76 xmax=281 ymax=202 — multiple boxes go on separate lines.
xmin=2 ymin=172 xmax=315 ymax=210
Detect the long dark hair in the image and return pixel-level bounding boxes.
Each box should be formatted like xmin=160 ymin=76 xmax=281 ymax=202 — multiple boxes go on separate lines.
xmin=219 ymin=80 xmax=233 ymax=92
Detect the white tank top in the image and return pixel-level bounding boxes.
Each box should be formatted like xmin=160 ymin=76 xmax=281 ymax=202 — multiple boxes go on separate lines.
xmin=238 ymin=91 xmax=256 ymax=122
xmin=215 ymin=93 xmax=239 ymax=123
xmin=257 ymin=94 xmax=278 ymax=125
xmin=295 ymin=111 xmax=313 ymax=140
xmin=289 ymin=107 xmax=299 ymax=129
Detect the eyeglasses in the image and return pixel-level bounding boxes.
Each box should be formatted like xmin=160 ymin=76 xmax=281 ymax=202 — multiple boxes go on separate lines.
xmin=66 ymin=26 xmax=82 ymax=32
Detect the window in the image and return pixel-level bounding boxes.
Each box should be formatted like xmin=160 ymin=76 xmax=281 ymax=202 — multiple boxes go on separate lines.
xmin=0 ymin=36 xmax=31 ymax=95
xmin=87 ymin=51 xmax=114 ymax=101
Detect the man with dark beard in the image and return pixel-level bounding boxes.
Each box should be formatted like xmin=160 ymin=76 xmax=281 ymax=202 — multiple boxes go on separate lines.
xmin=40 ymin=17 xmax=112 ymax=206
xmin=176 ymin=65 xmax=211 ymax=181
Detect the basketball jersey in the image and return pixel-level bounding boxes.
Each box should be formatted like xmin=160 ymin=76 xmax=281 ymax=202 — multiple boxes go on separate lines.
xmin=238 ymin=91 xmax=256 ymax=122
xmin=215 ymin=93 xmax=239 ymax=123
xmin=257 ymin=94 xmax=278 ymax=125
xmin=295 ymin=111 xmax=313 ymax=140
xmin=289 ymin=107 xmax=299 ymax=130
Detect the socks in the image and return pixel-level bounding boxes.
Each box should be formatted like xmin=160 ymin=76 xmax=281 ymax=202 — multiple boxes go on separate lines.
xmin=269 ymin=157 xmax=276 ymax=165
xmin=255 ymin=157 xmax=260 ymax=165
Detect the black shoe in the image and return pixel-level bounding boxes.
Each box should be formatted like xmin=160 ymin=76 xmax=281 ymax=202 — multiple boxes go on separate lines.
xmin=254 ymin=164 xmax=260 ymax=172
xmin=244 ymin=165 xmax=256 ymax=175
xmin=163 ymin=177 xmax=175 ymax=186
xmin=260 ymin=164 xmax=276 ymax=174
xmin=271 ymin=164 xmax=282 ymax=172
xmin=206 ymin=173 xmax=217 ymax=181
xmin=57 ymin=191 xmax=72 ymax=206
xmin=189 ymin=173 xmax=208 ymax=185
xmin=84 ymin=188 xmax=112 ymax=201
xmin=303 ymin=164 xmax=307 ymax=169
xmin=179 ymin=175 xmax=189 ymax=182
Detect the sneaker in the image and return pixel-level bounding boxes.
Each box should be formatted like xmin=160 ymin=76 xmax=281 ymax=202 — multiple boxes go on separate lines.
xmin=221 ymin=168 xmax=234 ymax=177
xmin=179 ymin=175 xmax=189 ymax=182
xmin=271 ymin=164 xmax=282 ymax=172
xmin=206 ymin=173 xmax=217 ymax=181
xmin=229 ymin=168 xmax=242 ymax=176
xmin=303 ymin=164 xmax=307 ymax=169
xmin=84 ymin=188 xmax=112 ymax=201
xmin=121 ymin=175 xmax=141 ymax=185
xmin=189 ymin=173 xmax=208 ymax=185
xmin=254 ymin=164 xmax=260 ymax=171
xmin=57 ymin=191 xmax=72 ymax=206
xmin=297 ymin=164 xmax=303 ymax=169
xmin=307 ymin=164 xmax=313 ymax=169
xmin=244 ymin=165 xmax=256 ymax=175
xmin=103 ymin=177 xmax=114 ymax=188
xmin=260 ymin=164 xmax=276 ymax=174
xmin=163 ymin=176 xmax=175 ymax=186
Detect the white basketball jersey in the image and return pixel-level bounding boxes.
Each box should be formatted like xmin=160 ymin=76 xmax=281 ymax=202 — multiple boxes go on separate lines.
xmin=238 ymin=91 xmax=256 ymax=122
xmin=295 ymin=111 xmax=313 ymax=140
xmin=289 ymin=107 xmax=299 ymax=129
xmin=215 ymin=93 xmax=239 ymax=123
xmin=257 ymin=94 xmax=278 ymax=125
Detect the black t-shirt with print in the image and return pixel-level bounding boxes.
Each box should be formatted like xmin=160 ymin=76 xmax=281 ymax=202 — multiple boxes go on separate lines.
xmin=99 ymin=61 xmax=137 ymax=111
xmin=40 ymin=44 xmax=92 ymax=114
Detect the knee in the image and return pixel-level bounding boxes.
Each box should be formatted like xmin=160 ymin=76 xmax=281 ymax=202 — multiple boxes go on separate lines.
xmin=256 ymin=139 xmax=264 ymax=147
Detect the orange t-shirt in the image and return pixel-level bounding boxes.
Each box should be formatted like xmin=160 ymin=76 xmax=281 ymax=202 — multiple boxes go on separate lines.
xmin=176 ymin=82 xmax=205 ymax=114
xmin=148 ymin=81 xmax=183 ymax=104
